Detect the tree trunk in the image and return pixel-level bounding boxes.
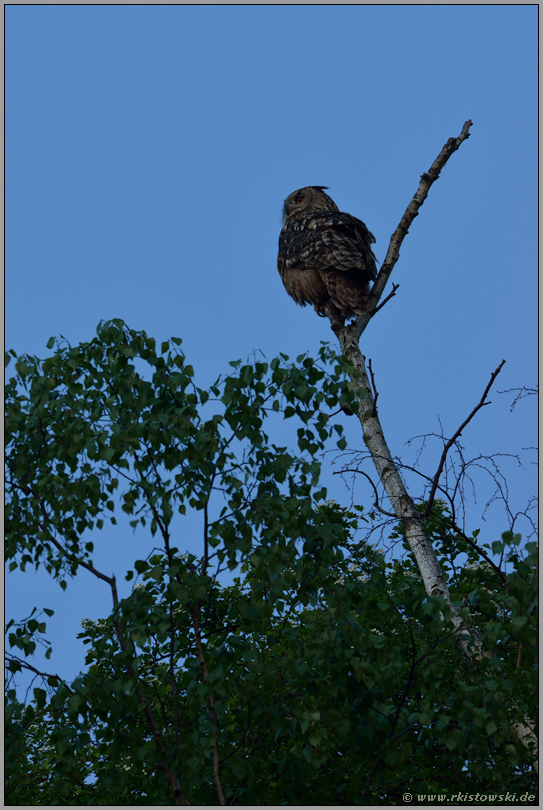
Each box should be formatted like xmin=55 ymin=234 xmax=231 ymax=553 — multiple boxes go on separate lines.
xmin=333 ymin=120 xmax=536 ymax=766
xmin=337 ymin=326 xmax=482 ymax=655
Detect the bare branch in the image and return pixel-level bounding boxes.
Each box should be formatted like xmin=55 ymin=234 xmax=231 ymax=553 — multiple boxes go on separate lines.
xmin=367 ymin=358 xmax=379 ymax=416
xmin=338 ymin=437 xmax=531 ymax=590
xmin=497 ymin=385 xmax=538 ymax=412
xmin=424 ymin=360 xmax=506 ymax=517
xmin=372 ymin=282 xmax=399 ymax=316
xmin=334 ymin=468 xmax=396 ymax=518
xmin=333 ymin=122 xmax=487 ymax=659
xmin=351 ymin=119 xmax=473 ymax=340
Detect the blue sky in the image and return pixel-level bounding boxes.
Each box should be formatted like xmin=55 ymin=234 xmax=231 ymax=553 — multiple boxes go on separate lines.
xmin=6 ymin=6 xmax=537 ymax=689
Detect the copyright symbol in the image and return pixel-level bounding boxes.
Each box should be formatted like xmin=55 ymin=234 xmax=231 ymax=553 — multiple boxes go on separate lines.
xmin=403 ymin=793 xmax=412 ymax=803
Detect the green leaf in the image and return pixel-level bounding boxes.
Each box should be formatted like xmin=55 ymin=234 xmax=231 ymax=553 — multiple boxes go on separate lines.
xmin=149 ymin=564 xmax=163 ymax=582
xmin=33 ymin=688 xmax=47 ymax=709
xmin=4 ymin=322 xmax=536 ymax=806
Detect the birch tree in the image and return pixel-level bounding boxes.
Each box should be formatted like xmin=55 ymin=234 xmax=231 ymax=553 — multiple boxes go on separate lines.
xmin=5 ymin=123 xmax=537 ymax=804
xmin=333 ymin=121 xmax=478 ymax=645
xmin=330 ymin=119 xmax=538 ymax=766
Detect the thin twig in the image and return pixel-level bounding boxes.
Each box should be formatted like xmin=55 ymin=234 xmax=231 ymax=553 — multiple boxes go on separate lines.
xmin=424 ymin=360 xmax=506 ymax=517
xmin=372 ymin=282 xmax=399 ymax=316
xmin=5 ymin=655 xmax=74 ymax=695
xmin=497 ymin=385 xmax=538 ymax=412
xmin=334 ymin=468 xmax=396 ymax=517
xmin=135 ymin=450 xmax=173 ymax=565
xmin=169 ymin=603 xmax=181 ymax=746
xmin=367 ymin=358 xmax=379 ymax=416
xmin=342 ymin=448 xmax=511 ymax=589
xmin=447 ymin=519 xmax=509 ymax=588
xmin=112 ymin=616 xmax=189 ymax=805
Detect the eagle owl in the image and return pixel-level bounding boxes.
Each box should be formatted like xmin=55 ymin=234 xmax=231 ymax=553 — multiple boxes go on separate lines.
xmin=277 ymin=186 xmax=377 ymax=329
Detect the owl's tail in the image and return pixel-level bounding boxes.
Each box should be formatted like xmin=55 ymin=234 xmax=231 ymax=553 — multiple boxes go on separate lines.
xmin=325 ymin=270 xmax=369 ymax=318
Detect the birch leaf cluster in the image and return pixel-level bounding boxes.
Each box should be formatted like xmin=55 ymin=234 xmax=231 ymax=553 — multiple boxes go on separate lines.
xmin=5 ymin=321 xmax=537 ymax=805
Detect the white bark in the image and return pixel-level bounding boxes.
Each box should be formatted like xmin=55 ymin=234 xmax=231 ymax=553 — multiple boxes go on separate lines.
xmin=332 ymin=121 xmax=536 ymax=767
xmin=337 ymin=327 xmax=482 ymax=655
xmin=338 ymin=334 xmax=538 ymax=767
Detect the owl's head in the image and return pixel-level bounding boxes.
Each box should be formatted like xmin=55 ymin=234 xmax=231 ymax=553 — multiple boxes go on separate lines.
xmin=282 ymin=186 xmax=340 ymax=223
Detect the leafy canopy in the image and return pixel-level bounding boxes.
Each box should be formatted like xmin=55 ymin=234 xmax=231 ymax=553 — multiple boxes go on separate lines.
xmin=5 ymin=321 xmax=537 ymax=805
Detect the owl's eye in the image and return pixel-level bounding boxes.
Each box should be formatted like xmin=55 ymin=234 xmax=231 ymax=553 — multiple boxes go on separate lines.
xmin=294 ymin=195 xmax=304 ymax=204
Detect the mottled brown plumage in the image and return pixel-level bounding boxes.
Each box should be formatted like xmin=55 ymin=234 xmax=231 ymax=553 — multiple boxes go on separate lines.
xmin=278 ymin=186 xmax=377 ymax=328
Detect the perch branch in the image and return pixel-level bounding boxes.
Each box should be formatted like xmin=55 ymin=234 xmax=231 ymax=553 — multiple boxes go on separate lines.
xmin=335 ymin=121 xmax=485 ymax=659
xmin=351 ymin=119 xmax=473 ymax=340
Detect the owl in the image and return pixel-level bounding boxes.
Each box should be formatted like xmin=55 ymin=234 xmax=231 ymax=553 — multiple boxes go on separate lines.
xmin=277 ymin=186 xmax=377 ymax=329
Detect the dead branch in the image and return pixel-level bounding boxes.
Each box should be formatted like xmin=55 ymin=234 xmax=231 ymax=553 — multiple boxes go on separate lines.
xmin=350 ymin=119 xmax=473 ymax=341
xmin=337 ymin=438 xmax=532 ymax=590
xmin=367 ymin=358 xmax=379 ymax=416
xmin=335 ymin=468 xmax=396 ymax=518
xmin=334 ymin=121 xmax=490 ymax=659
xmin=497 ymin=385 xmax=538 ymax=412
xmin=424 ymin=360 xmax=506 ymax=517
xmin=372 ymin=282 xmax=399 ymax=316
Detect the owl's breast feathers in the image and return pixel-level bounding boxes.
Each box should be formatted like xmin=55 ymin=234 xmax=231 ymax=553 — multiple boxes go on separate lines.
xmin=278 ymin=211 xmax=377 ymax=318
xmin=278 ymin=212 xmax=377 ymax=278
